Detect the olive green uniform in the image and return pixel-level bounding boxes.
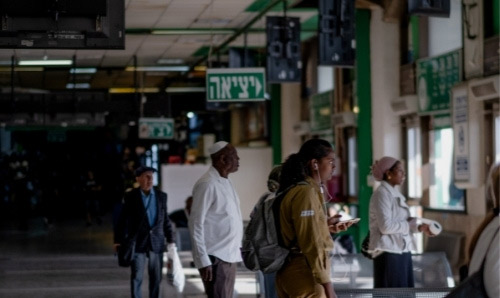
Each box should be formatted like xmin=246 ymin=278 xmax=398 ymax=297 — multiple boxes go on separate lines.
xmin=276 ymin=177 xmax=334 ymax=297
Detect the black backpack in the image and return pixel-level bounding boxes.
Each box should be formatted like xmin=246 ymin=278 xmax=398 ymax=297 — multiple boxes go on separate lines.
xmin=241 ymin=182 xmax=306 ymax=273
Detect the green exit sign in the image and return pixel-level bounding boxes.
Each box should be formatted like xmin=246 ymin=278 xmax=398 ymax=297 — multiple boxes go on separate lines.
xmin=206 ymin=67 xmax=266 ymax=102
xmin=138 ymin=118 xmax=174 ymax=139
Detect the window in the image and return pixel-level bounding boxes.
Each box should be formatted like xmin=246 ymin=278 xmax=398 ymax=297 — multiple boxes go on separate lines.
xmin=406 ymin=119 xmax=422 ymax=199
xmin=495 ymin=111 xmax=500 ymax=163
xmin=428 ymin=127 xmax=465 ymax=210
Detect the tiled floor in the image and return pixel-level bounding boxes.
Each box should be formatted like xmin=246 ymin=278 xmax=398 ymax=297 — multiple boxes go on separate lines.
xmin=0 ymin=216 xmax=259 ymax=298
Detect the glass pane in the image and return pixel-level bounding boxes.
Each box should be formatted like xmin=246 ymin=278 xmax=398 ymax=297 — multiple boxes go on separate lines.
xmin=347 ymin=134 xmax=358 ymax=197
xmin=429 ymin=128 xmax=465 ymax=210
xmin=495 ymin=114 xmax=500 ymax=163
xmin=407 ymin=126 xmax=422 ymax=198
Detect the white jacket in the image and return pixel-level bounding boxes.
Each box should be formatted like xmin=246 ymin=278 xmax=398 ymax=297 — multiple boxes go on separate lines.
xmin=368 ymin=181 xmax=419 ymax=255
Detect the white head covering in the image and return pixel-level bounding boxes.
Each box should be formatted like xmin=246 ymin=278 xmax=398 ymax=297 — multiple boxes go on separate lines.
xmin=208 ymin=141 xmax=228 ymax=155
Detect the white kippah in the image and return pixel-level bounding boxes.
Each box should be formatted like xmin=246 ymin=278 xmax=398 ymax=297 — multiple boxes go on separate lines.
xmin=208 ymin=141 xmax=228 ymax=155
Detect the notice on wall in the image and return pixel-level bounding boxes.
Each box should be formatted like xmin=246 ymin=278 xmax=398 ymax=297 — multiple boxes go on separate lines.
xmin=310 ymin=90 xmax=333 ymax=132
xmin=452 ymin=85 xmax=470 ymax=181
xmin=417 ymin=49 xmax=462 ymax=114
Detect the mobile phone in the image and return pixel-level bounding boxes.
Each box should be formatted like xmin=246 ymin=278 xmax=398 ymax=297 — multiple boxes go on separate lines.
xmin=333 ymin=218 xmax=361 ymax=226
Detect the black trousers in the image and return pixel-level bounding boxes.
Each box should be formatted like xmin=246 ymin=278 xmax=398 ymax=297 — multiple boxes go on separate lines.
xmin=202 ymin=255 xmax=237 ymax=298
xmin=373 ymin=252 xmax=414 ymax=288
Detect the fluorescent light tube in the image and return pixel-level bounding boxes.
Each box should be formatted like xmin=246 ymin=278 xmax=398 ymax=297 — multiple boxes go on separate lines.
xmin=125 ymin=66 xmax=189 ymax=72
xmin=18 ymin=60 xmax=73 ymax=66
xmin=70 ymin=68 xmax=97 ymax=74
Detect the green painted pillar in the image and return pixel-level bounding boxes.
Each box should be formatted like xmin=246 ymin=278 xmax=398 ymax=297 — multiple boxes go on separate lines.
xmin=270 ymin=84 xmax=282 ymax=165
xmin=410 ymin=16 xmax=420 ymax=61
xmin=355 ymin=9 xmax=373 ymax=249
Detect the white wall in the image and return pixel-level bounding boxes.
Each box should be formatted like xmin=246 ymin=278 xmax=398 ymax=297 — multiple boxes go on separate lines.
xmin=161 ymin=164 xmax=210 ymax=213
xmin=231 ymin=146 xmax=273 ymax=221
xmin=428 ymin=0 xmax=462 ymax=57
xmin=281 ymin=83 xmax=303 ymax=159
xmin=370 ymin=8 xmax=402 ymax=160
xmin=161 ymin=146 xmax=273 ymax=221
xmin=317 ymin=66 xmax=334 ymax=93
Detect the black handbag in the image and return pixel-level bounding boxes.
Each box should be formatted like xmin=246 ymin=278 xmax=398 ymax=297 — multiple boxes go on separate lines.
xmin=117 ymin=204 xmax=149 ymax=267
xmin=361 ymin=231 xmax=374 ymax=259
xmin=118 ymin=237 xmax=136 ymax=267
xmin=445 ymin=228 xmax=498 ymax=298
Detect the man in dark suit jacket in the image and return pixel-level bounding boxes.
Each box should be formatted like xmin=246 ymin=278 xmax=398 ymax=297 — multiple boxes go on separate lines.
xmin=114 ymin=166 xmax=175 ymax=298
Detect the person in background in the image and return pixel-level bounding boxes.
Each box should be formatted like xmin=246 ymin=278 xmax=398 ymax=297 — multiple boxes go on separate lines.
xmin=368 ymin=156 xmax=433 ymax=288
xmin=83 ymin=169 xmax=102 ymax=227
xmin=169 ymin=196 xmax=193 ymax=228
xmin=189 ymin=141 xmax=242 ymax=298
xmin=253 ymin=165 xmax=282 ymax=298
xmin=466 ymin=162 xmax=499 ymax=298
xmin=275 ymin=138 xmax=349 ymax=298
xmin=114 ymin=166 xmax=176 ymax=298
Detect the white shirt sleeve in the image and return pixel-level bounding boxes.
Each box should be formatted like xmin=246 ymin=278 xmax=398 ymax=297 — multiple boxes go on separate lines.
xmin=189 ymin=181 xmax=214 ymax=268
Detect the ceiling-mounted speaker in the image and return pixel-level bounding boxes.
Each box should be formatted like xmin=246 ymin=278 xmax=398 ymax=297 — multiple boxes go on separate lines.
xmin=408 ymin=0 xmax=450 ymax=18
xmin=266 ymin=16 xmax=302 ymax=83
xmin=318 ymin=0 xmax=355 ymax=67
xmin=228 ymin=48 xmax=257 ymax=68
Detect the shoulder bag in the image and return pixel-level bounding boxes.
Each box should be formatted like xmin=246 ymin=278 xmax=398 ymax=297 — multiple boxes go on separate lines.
xmin=118 ymin=199 xmax=149 ymax=267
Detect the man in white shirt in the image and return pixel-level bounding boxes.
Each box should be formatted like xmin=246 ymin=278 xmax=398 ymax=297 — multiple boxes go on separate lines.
xmin=189 ymin=141 xmax=243 ymax=298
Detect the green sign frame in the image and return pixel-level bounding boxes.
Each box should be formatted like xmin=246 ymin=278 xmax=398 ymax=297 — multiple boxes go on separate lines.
xmin=310 ymin=90 xmax=333 ymax=132
xmin=138 ymin=117 xmax=174 ymax=139
xmin=206 ymin=67 xmax=266 ymax=102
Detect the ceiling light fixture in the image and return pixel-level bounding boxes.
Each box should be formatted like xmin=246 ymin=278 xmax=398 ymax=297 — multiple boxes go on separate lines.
xmin=109 ymin=87 xmax=160 ymax=94
xmin=70 ymin=68 xmax=97 ymax=74
xmin=66 ymin=83 xmax=90 ymax=89
xmin=18 ymin=60 xmax=73 ymax=66
xmin=125 ymin=66 xmax=189 ymax=72
xmin=157 ymin=58 xmax=185 ymax=65
xmin=194 ymin=65 xmax=207 ymax=72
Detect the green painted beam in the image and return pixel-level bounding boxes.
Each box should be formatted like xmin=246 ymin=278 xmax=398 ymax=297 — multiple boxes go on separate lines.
xmin=355 ymin=9 xmax=373 ymax=250
xmin=126 ymin=27 xmax=318 ymax=35
xmin=246 ymin=0 xmax=314 ymax=12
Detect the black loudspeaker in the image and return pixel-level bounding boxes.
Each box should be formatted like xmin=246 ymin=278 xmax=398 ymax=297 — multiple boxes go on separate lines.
xmin=228 ymin=48 xmax=257 ymax=68
xmin=408 ymin=0 xmax=450 ymax=18
xmin=318 ymin=0 xmax=355 ymax=66
xmin=266 ymin=16 xmax=302 ymax=83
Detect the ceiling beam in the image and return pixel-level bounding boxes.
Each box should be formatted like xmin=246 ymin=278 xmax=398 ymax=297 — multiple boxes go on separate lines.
xmin=188 ymin=0 xmax=285 ymax=71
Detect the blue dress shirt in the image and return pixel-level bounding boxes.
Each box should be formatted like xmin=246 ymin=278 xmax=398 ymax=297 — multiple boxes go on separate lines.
xmin=141 ymin=190 xmax=157 ymax=227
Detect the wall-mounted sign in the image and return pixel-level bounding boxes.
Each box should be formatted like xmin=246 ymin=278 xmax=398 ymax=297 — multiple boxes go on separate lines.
xmin=206 ymin=68 xmax=266 ymax=102
xmin=451 ymin=85 xmax=469 ymax=181
xmin=310 ymin=90 xmax=333 ymax=131
xmin=417 ymin=49 xmax=462 ymax=114
xmin=452 ymin=83 xmax=483 ymax=188
xmin=139 ymin=117 xmax=174 ymax=139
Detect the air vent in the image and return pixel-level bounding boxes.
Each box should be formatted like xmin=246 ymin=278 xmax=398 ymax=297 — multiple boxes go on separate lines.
xmin=469 ymin=75 xmax=499 ymax=101
xmin=390 ymin=95 xmax=418 ymax=115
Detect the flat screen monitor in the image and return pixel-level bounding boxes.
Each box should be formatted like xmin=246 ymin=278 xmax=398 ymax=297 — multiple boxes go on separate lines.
xmin=0 ymin=0 xmax=124 ymax=49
